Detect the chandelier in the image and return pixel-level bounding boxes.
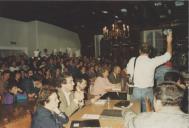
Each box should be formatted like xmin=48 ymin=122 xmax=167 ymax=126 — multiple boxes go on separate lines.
xmin=102 ymin=21 xmax=130 ymax=40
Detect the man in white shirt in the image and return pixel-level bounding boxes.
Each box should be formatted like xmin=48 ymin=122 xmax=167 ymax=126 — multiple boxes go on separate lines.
xmin=58 ymin=74 xmax=84 ymax=116
xmin=126 ymin=32 xmax=172 ymax=112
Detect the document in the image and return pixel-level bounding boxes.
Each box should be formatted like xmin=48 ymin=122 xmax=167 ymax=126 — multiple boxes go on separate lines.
xmin=94 ymin=100 xmax=107 ymax=105
xmin=112 ymin=86 xmax=121 ymax=91
xmin=82 ymin=114 xmax=100 ymax=119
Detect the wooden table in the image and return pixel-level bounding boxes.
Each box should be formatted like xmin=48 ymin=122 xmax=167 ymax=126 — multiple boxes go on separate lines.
xmin=65 ymin=100 xmax=140 ymax=128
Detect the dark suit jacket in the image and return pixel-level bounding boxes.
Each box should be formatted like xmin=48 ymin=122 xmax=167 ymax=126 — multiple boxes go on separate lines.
xmin=32 ymin=106 xmax=69 ymax=128
xmin=108 ymin=72 xmax=121 ymax=84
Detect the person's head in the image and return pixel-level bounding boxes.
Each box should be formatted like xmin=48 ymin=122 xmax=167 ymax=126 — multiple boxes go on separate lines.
xmin=27 ymin=69 xmax=33 ymax=77
xmin=11 ymin=61 xmax=17 ymax=67
xmin=1 ymin=70 xmax=10 ymax=81
xmin=80 ymin=66 xmax=86 ymax=74
xmin=164 ymin=71 xmax=183 ymax=84
xmin=139 ymin=43 xmax=151 ymax=55
xmin=6 ymin=82 xmax=21 ymax=95
xmin=99 ymin=68 xmax=109 ymax=78
xmin=75 ymin=78 xmax=87 ymax=91
xmin=33 ymin=76 xmax=42 ymax=89
xmin=14 ymin=70 xmax=21 ymax=80
xmin=8 ymin=85 xmax=18 ymax=95
xmin=59 ymin=73 xmax=75 ymax=92
xmin=153 ymin=81 xmax=184 ymax=112
xmin=113 ymin=66 xmax=121 ymax=75
xmin=37 ymin=85 xmax=59 ymax=109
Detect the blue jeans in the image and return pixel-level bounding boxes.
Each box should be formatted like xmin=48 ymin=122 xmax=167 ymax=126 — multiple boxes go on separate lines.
xmin=131 ymin=87 xmax=153 ymax=112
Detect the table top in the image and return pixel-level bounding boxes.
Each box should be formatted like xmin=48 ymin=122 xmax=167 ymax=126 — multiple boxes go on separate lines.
xmin=65 ymin=100 xmax=140 ymax=128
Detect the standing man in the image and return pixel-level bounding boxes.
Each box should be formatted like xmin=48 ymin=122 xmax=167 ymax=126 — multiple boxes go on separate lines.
xmin=125 ymin=32 xmax=173 ymax=112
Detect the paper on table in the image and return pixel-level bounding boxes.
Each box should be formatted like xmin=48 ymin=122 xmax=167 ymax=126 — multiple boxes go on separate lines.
xmin=94 ymin=100 xmax=107 ymax=105
xmin=81 ymin=114 xmax=100 ymax=119
xmin=112 ymin=86 xmax=121 ymax=91
xmin=112 ymin=88 xmax=121 ymax=91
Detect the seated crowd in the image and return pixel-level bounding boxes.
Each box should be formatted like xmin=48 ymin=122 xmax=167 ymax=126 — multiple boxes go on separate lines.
xmin=0 ymin=49 xmax=188 ymax=128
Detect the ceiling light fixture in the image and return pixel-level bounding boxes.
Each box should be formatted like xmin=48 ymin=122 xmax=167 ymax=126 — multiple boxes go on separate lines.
xmin=120 ymin=8 xmax=127 ymax=13
xmin=102 ymin=20 xmax=130 ymax=41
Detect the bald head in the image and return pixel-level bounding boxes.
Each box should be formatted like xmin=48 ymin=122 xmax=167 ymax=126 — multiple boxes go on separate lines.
xmin=113 ymin=66 xmax=121 ymax=75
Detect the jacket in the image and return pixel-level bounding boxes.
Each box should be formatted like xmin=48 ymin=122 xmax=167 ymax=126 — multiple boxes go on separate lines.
xmin=31 ymin=106 xmax=69 ymax=128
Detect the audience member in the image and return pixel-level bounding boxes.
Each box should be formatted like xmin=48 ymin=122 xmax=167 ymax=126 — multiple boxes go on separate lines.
xmin=75 ymin=78 xmax=87 ymax=105
xmin=164 ymin=71 xmax=188 ymax=113
xmin=32 ymin=85 xmax=68 ymax=128
xmin=57 ymin=74 xmax=84 ymax=116
xmin=90 ymin=68 xmax=118 ymax=97
xmin=155 ymin=60 xmax=176 ymax=85
xmin=122 ymin=81 xmax=189 ymax=128
xmin=2 ymin=83 xmax=23 ymax=104
xmin=108 ymin=65 xmax=121 ymax=84
xmin=0 ymin=70 xmax=10 ymax=96
xmin=9 ymin=61 xmax=20 ymax=72
xmin=21 ymin=70 xmax=42 ymax=99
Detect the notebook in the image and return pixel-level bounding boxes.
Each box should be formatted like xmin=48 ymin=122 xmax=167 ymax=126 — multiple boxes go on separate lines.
xmin=100 ymin=109 xmax=123 ymax=119
xmin=70 ymin=119 xmax=100 ymax=128
xmin=100 ymin=92 xmax=127 ymax=100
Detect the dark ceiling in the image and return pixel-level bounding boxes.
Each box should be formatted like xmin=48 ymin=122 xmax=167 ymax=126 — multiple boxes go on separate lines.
xmin=0 ymin=1 xmax=188 ymax=35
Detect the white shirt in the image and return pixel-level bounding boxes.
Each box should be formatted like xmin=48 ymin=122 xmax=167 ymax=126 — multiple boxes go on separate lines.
xmin=63 ymin=90 xmax=71 ymax=106
xmin=126 ymin=52 xmax=171 ymax=88
xmin=9 ymin=66 xmax=19 ymax=72
xmin=33 ymin=50 xmax=40 ymax=57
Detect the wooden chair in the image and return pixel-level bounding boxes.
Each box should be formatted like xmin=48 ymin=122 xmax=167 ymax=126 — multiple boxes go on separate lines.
xmin=145 ymin=96 xmax=152 ymax=112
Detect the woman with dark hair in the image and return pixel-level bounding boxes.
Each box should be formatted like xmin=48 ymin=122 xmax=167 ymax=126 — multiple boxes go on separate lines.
xmin=31 ymin=85 xmax=69 ymax=128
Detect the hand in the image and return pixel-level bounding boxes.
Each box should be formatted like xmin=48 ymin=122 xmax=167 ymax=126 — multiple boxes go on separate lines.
xmin=90 ymin=95 xmax=101 ymax=104
xmin=76 ymin=86 xmax=81 ymax=92
xmin=17 ymin=88 xmax=23 ymax=93
xmin=78 ymin=100 xmax=84 ymax=108
xmin=53 ymin=107 xmax=61 ymax=114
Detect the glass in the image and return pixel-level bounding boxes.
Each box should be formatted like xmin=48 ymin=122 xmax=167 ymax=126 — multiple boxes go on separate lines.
xmin=107 ymin=97 xmax=110 ymax=109
xmin=129 ymin=87 xmax=133 ymax=95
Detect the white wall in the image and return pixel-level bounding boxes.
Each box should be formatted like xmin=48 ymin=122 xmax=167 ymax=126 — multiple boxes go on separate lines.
xmin=37 ymin=21 xmax=80 ymax=54
xmin=0 ymin=17 xmax=81 ymax=57
xmin=27 ymin=21 xmax=38 ymax=55
xmin=0 ymin=17 xmax=29 ymax=54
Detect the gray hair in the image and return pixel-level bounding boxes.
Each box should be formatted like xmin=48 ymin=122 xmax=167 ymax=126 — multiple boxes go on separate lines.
xmin=154 ymin=81 xmax=184 ymax=106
